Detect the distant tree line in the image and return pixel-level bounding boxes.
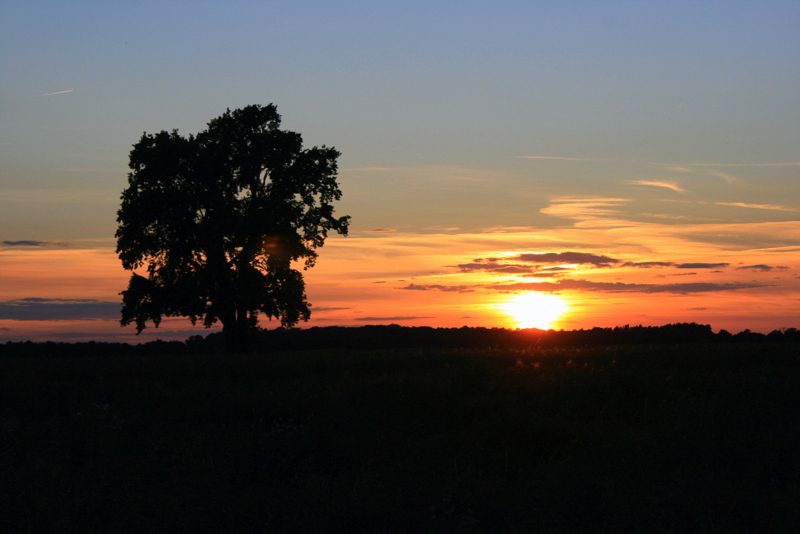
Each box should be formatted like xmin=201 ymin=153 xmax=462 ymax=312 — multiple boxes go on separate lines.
xmin=1 ymin=323 xmax=798 ymax=357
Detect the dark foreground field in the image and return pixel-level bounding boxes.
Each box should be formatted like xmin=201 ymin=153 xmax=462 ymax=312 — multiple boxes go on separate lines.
xmin=1 ymin=344 xmax=799 ymax=533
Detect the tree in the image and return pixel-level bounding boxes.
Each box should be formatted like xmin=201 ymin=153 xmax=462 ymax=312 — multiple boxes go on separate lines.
xmin=116 ymin=104 xmax=349 ymax=352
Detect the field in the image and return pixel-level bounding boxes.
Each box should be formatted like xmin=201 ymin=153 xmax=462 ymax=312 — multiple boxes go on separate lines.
xmin=1 ymin=344 xmax=799 ymax=533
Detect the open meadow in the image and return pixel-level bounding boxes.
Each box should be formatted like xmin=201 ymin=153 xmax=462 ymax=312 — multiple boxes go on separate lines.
xmin=1 ymin=343 xmax=799 ymax=533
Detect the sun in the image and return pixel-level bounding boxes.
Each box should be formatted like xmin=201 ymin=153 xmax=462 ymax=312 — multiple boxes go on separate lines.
xmin=499 ymin=292 xmax=568 ymax=330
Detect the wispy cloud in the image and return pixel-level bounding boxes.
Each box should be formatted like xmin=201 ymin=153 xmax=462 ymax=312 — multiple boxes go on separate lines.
xmin=640 ymin=213 xmax=720 ymax=222
xmin=516 ymin=252 xmax=620 ymax=267
xmin=622 ymin=261 xmax=675 ymax=268
xmin=630 ymin=181 xmax=686 ymax=193
xmin=401 ymin=274 xmax=773 ymax=296
xmin=454 ymin=262 xmax=534 ymax=274
xmin=488 ymin=279 xmax=770 ymax=294
xmin=363 ymin=228 xmax=397 ymax=233
xmin=39 ymin=90 xmax=73 ymax=96
xmin=521 ymin=271 xmax=569 ymax=278
xmin=705 ymin=171 xmax=736 ymax=184
xmin=3 ymin=240 xmax=71 ymax=247
xmin=689 ymin=162 xmax=800 ymax=167
xmin=518 ymin=156 xmax=603 ymax=161
xmin=540 ymin=197 xmax=631 ymax=221
xmin=716 ymin=202 xmax=799 ymax=212
xmin=401 ymin=283 xmax=475 ymax=293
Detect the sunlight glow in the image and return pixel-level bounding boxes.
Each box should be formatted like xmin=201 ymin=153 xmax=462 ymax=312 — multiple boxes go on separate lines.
xmin=499 ymin=292 xmax=569 ymax=330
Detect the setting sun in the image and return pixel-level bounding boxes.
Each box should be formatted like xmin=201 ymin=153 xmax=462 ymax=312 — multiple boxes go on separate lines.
xmin=499 ymin=292 xmax=569 ymax=330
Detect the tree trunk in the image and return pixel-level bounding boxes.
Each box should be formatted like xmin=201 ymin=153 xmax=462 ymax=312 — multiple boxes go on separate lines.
xmin=222 ymin=322 xmax=249 ymax=354
xmin=221 ymin=307 xmax=253 ymax=354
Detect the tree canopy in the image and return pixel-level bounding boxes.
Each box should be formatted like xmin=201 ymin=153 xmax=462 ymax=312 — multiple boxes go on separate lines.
xmin=116 ymin=104 xmax=349 ymax=352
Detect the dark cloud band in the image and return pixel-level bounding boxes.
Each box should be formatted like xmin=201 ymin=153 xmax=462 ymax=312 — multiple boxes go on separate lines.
xmin=675 ymin=263 xmax=729 ymax=269
xmin=736 ymin=264 xmax=788 ymax=272
xmin=0 ymin=298 xmax=120 ymax=321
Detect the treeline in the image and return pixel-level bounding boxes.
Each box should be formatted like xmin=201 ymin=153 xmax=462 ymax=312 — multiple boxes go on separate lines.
xmin=2 ymin=323 xmax=799 ymax=357
xmin=211 ymin=323 xmax=799 ymax=352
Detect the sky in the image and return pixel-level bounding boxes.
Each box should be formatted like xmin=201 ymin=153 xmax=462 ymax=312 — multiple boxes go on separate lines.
xmin=1 ymin=0 xmax=799 ymax=342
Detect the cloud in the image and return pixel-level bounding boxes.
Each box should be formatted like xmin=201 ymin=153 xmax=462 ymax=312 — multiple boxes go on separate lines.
xmin=454 ymin=262 xmax=534 ymax=274
xmin=395 ymin=276 xmax=771 ymax=295
xmin=453 ymin=251 xmax=621 ymax=274
xmin=3 ymin=240 xmax=71 ymax=247
xmin=705 ymin=171 xmax=736 ymax=184
xmin=0 ymin=298 xmax=120 ymax=321
xmin=630 ymin=181 xmax=687 ymax=193
xmin=735 ymin=264 xmax=787 ymax=272
xmin=400 ymin=283 xmax=475 ymax=293
xmin=675 ymin=263 xmax=729 ymax=269
xmin=715 ymin=202 xmax=799 ymax=212
xmin=521 ymin=271 xmax=569 ymax=278
xmin=540 ymin=197 xmax=631 ymax=221
xmin=689 ymin=162 xmax=800 ymax=167
xmin=308 ymin=306 xmax=351 ymax=312
xmin=487 ymin=279 xmax=769 ymax=294
xmin=516 ymin=252 xmax=620 ymax=267
xmin=363 ymin=228 xmax=397 ymax=233
xmin=39 ymin=90 xmax=73 ymax=96
xmin=346 ymin=167 xmax=392 ymax=171
xmin=355 ymin=316 xmax=435 ymax=321
xmin=622 ymin=261 xmax=675 ymax=268
xmin=518 ymin=156 xmax=602 ymax=161
xmin=640 ymin=213 xmax=718 ymax=221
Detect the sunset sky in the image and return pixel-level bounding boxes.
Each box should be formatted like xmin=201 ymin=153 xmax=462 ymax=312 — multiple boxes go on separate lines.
xmin=2 ymin=1 xmax=799 ymax=342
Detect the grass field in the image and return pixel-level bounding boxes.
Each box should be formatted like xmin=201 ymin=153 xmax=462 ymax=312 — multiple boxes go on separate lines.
xmin=1 ymin=344 xmax=798 ymax=533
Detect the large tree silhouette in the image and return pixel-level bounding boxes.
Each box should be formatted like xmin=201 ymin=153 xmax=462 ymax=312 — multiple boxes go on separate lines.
xmin=116 ymin=104 xmax=349 ymax=352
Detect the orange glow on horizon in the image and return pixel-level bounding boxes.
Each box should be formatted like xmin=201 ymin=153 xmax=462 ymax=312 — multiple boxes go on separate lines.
xmin=498 ymin=292 xmax=569 ymax=330
xmin=3 ymin=219 xmax=800 ymax=343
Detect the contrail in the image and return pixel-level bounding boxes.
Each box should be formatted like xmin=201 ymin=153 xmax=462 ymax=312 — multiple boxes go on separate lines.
xmin=40 ymin=90 xmax=73 ymax=96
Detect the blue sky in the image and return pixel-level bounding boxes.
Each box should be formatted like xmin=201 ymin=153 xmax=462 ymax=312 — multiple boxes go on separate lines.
xmin=3 ymin=1 xmax=797 ymax=234
xmin=1 ymin=1 xmax=799 ymax=340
